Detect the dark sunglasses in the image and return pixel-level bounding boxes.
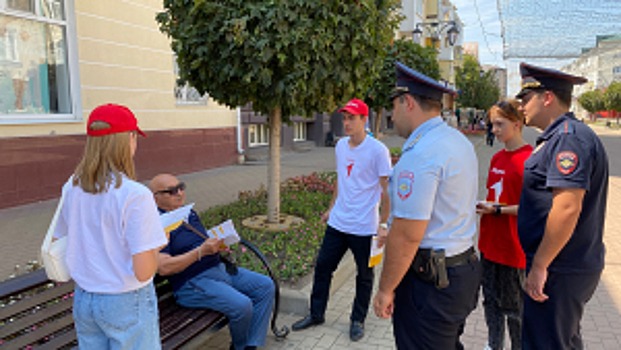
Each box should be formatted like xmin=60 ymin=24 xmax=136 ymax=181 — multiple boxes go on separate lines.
xmin=155 ymin=182 xmax=186 ymax=195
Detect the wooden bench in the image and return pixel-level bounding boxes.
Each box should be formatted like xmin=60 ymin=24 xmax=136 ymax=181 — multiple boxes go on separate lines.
xmin=0 ymin=239 xmax=289 ymax=349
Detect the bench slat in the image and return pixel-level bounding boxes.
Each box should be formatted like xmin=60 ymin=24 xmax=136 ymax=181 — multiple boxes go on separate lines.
xmin=33 ymin=329 xmax=77 ymax=350
xmin=160 ymin=307 xmax=221 ymax=338
xmin=0 ymin=281 xmax=74 ymax=320
xmin=0 ymin=270 xmax=50 ymax=297
xmin=162 ymin=312 xmax=228 ymax=350
xmin=0 ymin=296 xmax=73 ymax=338
xmin=5 ymin=312 xmax=74 ymax=349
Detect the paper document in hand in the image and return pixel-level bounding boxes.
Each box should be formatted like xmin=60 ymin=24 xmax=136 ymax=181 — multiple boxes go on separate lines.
xmin=160 ymin=203 xmax=194 ymax=236
xmin=206 ymin=219 xmax=240 ymax=247
xmin=368 ymin=235 xmax=384 ymax=267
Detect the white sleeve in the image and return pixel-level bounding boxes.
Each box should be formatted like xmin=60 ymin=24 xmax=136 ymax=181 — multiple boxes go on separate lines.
xmin=123 ymin=189 xmax=168 ymax=255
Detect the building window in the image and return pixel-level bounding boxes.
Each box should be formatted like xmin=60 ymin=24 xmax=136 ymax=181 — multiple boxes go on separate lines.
xmin=293 ymin=121 xmax=306 ymax=141
xmin=248 ymin=124 xmax=269 ymax=147
xmin=0 ymin=0 xmax=80 ymax=123
xmin=173 ymin=58 xmax=207 ymax=105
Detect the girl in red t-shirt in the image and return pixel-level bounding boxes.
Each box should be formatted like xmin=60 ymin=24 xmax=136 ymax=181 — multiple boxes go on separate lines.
xmin=476 ymin=99 xmax=533 ymax=350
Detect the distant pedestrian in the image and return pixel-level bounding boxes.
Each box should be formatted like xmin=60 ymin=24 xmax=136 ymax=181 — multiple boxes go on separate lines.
xmin=292 ymin=98 xmax=391 ymax=342
xmin=456 ymin=107 xmax=462 ymax=128
xmin=476 ymin=99 xmax=532 ymax=350
xmin=373 ymin=62 xmax=481 ymax=349
xmin=516 ymin=63 xmax=609 ymax=350
xmin=486 ymin=115 xmax=494 ymax=146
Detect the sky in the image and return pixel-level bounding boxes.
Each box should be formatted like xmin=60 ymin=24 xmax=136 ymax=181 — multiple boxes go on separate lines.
xmin=452 ymin=0 xmax=592 ymax=96
xmin=450 ymin=0 xmax=523 ymax=96
xmin=452 ymin=0 xmax=505 ymax=68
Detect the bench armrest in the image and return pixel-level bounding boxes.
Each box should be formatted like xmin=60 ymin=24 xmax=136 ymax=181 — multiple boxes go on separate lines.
xmin=239 ymin=238 xmax=290 ymax=339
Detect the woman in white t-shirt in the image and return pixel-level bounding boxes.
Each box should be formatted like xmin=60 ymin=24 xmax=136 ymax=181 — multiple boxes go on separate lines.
xmin=54 ymin=104 xmax=167 ymax=349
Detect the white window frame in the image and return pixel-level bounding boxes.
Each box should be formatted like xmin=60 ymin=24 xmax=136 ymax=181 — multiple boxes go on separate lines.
xmin=0 ymin=0 xmax=82 ymax=124
xmin=248 ymin=123 xmax=269 ymax=147
xmin=173 ymin=57 xmax=208 ymax=105
xmin=0 ymin=28 xmax=19 ymax=61
xmin=293 ymin=121 xmax=306 ymax=141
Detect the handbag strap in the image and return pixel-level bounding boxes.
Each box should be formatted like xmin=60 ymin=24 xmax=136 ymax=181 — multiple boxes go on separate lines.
xmin=182 ymin=222 xmax=210 ymax=241
xmin=42 ymin=185 xmax=67 ymax=250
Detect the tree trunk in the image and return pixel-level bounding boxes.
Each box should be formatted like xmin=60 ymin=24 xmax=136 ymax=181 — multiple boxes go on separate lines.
xmin=373 ymin=108 xmax=382 ymax=136
xmin=267 ymin=107 xmax=282 ymax=223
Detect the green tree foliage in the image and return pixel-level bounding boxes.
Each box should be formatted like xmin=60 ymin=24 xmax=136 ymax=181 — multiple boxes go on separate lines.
xmin=604 ymin=82 xmax=621 ymax=123
xmin=578 ymin=89 xmax=605 ymax=114
xmin=366 ymin=39 xmax=440 ymax=134
xmin=157 ymin=0 xmax=400 ymax=119
xmin=366 ymin=39 xmax=440 ymax=113
xmin=455 ymin=55 xmax=500 ymax=110
xmin=156 ymin=0 xmax=400 ymax=223
xmin=604 ymin=81 xmax=621 ymax=112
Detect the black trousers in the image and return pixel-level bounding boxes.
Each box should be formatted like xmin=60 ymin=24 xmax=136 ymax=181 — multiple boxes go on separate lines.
xmin=393 ymin=255 xmax=482 ymax=350
xmin=522 ymin=270 xmax=601 ymax=350
xmin=481 ymin=256 xmax=524 ymax=350
xmin=310 ymin=225 xmax=374 ymax=323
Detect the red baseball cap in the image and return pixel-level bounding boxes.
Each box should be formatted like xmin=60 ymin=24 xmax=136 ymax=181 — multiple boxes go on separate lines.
xmin=86 ymin=104 xmax=146 ymax=137
xmin=339 ymin=98 xmax=369 ymax=117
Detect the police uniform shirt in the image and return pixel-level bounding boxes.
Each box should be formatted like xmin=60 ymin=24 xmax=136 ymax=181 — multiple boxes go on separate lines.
xmin=390 ymin=117 xmax=478 ymax=257
xmin=518 ymin=112 xmax=608 ymax=273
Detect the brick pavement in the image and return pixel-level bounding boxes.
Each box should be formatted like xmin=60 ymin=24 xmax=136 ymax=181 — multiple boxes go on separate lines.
xmin=1 ymin=124 xmax=620 ymax=349
xmin=208 ymin=126 xmax=621 ymax=350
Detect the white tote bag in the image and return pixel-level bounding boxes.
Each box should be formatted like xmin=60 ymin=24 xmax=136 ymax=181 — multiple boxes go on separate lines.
xmin=40 ymin=189 xmax=71 ymax=282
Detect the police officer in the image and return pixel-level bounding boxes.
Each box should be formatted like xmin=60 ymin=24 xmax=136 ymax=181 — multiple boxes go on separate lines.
xmin=373 ymin=62 xmax=482 ymax=349
xmin=516 ymin=63 xmax=608 ymax=349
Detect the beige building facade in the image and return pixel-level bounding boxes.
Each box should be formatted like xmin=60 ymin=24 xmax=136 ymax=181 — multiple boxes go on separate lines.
xmin=0 ymin=0 xmax=240 ymax=208
xmin=397 ymin=0 xmax=462 ymax=110
xmin=562 ymin=35 xmax=621 ymax=118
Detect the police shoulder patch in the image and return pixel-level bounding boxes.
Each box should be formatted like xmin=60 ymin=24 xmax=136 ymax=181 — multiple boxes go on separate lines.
xmin=397 ymin=170 xmax=414 ymax=200
xmin=556 ymin=151 xmax=578 ymax=175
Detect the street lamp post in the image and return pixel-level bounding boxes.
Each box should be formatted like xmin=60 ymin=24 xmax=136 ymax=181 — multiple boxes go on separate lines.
xmin=412 ymin=20 xmax=460 ymax=47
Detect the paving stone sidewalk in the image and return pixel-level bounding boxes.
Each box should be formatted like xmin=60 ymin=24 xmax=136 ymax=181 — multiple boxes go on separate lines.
xmin=1 ymin=125 xmax=620 ymax=349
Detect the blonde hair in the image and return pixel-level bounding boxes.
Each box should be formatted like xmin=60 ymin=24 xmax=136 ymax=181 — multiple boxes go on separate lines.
xmin=488 ymin=99 xmax=524 ymax=125
xmin=73 ymin=121 xmax=136 ymax=193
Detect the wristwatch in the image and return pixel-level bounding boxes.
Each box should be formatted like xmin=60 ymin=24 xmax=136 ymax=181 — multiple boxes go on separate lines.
xmin=493 ymin=204 xmax=502 ymax=216
xmin=379 ymin=223 xmax=389 ymax=230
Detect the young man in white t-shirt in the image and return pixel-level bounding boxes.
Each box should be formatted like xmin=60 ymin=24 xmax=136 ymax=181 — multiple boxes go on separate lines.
xmin=292 ymin=98 xmax=391 ymax=341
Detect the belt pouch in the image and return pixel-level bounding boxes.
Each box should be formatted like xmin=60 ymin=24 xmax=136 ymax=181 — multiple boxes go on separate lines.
xmin=412 ymin=249 xmax=436 ymax=283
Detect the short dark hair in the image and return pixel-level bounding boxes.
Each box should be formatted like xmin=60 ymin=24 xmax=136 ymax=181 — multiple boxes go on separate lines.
xmin=411 ymin=94 xmax=442 ymax=112
xmin=397 ymin=93 xmax=442 ymax=112
xmin=550 ymin=89 xmax=572 ymax=107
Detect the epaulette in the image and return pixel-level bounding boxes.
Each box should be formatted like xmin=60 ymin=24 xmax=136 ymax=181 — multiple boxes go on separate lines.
xmin=560 ymin=121 xmax=575 ymax=135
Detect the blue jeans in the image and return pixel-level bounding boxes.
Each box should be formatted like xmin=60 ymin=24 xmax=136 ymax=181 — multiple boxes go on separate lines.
xmin=310 ymin=225 xmax=374 ymax=323
xmin=175 ymin=263 xmax=274 ymax=350
xmin=73 ymin=283 xmax=160 ymax=350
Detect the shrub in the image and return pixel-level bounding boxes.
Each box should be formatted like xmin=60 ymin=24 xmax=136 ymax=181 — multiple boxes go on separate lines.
xmin=199 ymin=172 xmax=336 ymax=283
xmin=389 ymin=147 xmax=402 ymax=157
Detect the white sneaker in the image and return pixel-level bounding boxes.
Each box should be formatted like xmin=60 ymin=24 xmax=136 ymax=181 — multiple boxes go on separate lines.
xmin=483 ymin=345 xmax=493 ymax=350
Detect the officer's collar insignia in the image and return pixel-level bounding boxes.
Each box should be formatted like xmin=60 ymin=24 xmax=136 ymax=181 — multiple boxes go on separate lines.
xmin=556 ymin=151 xmax=578 ymax=175
xmin=397 ymin=170 xmax=414 ymax=200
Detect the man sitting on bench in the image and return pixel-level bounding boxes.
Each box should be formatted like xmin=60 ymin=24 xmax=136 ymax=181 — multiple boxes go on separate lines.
xmin=150 ymin=174 xmax=274 ymax=350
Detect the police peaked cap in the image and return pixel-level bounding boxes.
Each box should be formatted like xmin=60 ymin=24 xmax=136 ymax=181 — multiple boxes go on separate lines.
xmin=516 ymin=62 xmax=587 ymax=99
xmin=391 ymin=61 xmax=456 ymax=102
